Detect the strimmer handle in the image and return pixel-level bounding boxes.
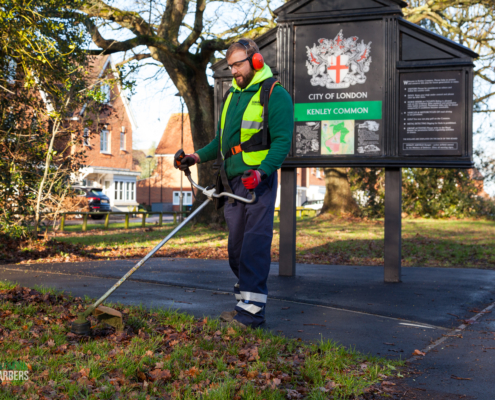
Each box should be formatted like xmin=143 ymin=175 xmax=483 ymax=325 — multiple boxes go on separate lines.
xmin=241 ymin=171 xmax=257 ymax=197
xmin=174 ymin=149 xmax=191 ymax=177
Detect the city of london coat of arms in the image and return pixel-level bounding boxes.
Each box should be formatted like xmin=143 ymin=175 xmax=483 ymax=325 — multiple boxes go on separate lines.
xmin=306 ymin=30 xmax=372 ymax=89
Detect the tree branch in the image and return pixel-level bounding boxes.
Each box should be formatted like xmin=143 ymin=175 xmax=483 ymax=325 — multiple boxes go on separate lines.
xmin=179 ymin=0 xmax=206 ymax=52
xmin=475 ymin=90 xmax=495 ymax=104
xmin=81 ymin=17 xmax=173 ymax=54
xmin=115 ymin=54 xmax=153 ymax=66
xmin=80 ymin=0 xmax=153 ymax=37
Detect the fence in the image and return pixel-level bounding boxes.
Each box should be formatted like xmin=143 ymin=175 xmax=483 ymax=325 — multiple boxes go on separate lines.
xmin=55 ymin=207 xmax=318 ymax=232
xmin=58 ymin=211 xmax=189 ymax=232
xmin=274 ymin=207 xmax=318 ymax=218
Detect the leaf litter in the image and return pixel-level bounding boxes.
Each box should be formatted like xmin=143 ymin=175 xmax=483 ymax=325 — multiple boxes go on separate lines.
xmin=0 ymin=283 xmax=403 ymax=399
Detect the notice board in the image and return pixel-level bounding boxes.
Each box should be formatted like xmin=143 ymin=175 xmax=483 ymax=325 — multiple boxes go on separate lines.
xmin=294 ymin=20 xmax=385 ymax=158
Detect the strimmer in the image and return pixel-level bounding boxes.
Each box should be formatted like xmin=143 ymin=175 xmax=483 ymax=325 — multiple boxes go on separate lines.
xmin=70 ymin=164 xmax=256 ymax=335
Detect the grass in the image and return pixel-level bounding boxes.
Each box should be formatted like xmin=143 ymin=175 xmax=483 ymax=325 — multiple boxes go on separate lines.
xmin=0 ymin=280 xmax=403 ymax=399
xmin=49 ymin=216 xmax=495 ymax=269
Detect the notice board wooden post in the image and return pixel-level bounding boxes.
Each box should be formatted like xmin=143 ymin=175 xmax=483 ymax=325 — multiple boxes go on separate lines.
xmin=384 ymin=168 xmax=402 ymax=282
xmin=279 ymin=168 xmax=297 ymax=276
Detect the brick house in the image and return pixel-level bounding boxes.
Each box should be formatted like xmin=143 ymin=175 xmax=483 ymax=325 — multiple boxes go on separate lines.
xmin=136 ymin=114 xmax=198 ymax=211
xmin=137 ymin=113 xmax=325 ymax=209
xmin=74 ymin=55 xmax=140 ymax=211
xmin=290 ymin=167 xmax=326 ymax=207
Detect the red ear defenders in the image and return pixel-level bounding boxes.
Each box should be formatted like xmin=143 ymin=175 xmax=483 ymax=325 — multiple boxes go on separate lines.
xmin=237 ymin=39 xmax=264 ymax=71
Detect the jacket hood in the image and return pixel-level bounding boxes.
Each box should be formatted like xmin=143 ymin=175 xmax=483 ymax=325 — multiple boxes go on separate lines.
xmin=231 ymin=63 xmax=273 ymax=91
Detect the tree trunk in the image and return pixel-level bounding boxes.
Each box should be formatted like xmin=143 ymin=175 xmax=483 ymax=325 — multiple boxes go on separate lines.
xmin=153 ymin=49 xmax=223 ymax=224
xmin=320 ymin=168 xmax=360 ymax=216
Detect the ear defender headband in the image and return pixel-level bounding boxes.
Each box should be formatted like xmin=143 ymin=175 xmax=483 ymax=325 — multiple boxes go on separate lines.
xmin=237 ymin=39 xmax=264 ymax=71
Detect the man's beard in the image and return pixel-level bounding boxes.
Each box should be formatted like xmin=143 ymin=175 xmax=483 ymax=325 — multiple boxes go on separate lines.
xmin=234 ymin=68 xmax=256 ymax=89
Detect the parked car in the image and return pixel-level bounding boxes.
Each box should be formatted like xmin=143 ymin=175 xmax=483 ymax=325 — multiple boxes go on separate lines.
xmin=301 ymin=199 xmax=324 ymax=210
xmin=73 ymin=186 xmax=111 ymax=219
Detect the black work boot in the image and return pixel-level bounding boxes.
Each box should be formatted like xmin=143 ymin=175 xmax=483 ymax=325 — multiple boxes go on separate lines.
xmin=219 ymin=310 xmax=237 ymax=322
xmin=220 ymin=318 xmax=247 ymax=330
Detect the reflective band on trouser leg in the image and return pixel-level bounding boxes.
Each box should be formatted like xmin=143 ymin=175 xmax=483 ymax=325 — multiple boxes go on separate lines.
xmin=236 ymin=301 xmax=263 ymax=314
xmin=240 ymin=291 xmax=267 ymax=303
xmin=234 ymin=283 xmax=242 ymax=301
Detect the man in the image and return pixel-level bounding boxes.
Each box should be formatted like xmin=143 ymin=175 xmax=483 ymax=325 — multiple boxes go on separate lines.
xmin=177 ymin=38 xmax=293 ymax=328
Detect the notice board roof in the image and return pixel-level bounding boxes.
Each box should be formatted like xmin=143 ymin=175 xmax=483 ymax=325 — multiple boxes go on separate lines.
xmin=398 ymin=19 xmax=478 ymax=61
xmin=274 ymin=0 xmax=407 ymax=21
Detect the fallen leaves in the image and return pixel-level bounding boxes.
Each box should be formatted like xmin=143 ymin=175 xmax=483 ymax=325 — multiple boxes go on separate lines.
xmin=412 ymin=349 xmax=426 ymax=356
xmin=0 ymin=283 xmax=401 ymax=400
xmin=451 ymin=375 xmax=471 ymax=380
xmin=148 ymin=368 xmax=172 ymax=382
xmin=184 ymin=366 xmax=200 ymax=378
xmin=247 ymin=370 xmax=258 ymax=379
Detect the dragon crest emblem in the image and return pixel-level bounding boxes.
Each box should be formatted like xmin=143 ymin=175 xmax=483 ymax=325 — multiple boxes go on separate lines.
xmin=305 ymin=30 xmax=372 ymax=89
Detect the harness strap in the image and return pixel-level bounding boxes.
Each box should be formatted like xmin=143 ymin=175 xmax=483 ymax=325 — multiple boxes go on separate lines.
xmin=260 ymin=77 xmax=278 ymax=147
xmin=220 ymin=162 xmax=235 ymax=204
xmin=223 ymin=130 xmax=271 ymax=161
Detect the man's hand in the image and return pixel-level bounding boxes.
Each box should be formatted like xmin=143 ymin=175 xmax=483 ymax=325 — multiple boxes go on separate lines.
xmin=241 ymin=169 xmax=262 ymax=190
xmin=177 ymin=153 xmax=200 ymax=171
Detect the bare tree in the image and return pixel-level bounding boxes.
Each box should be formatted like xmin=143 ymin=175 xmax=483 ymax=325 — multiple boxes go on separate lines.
xmin=76 ymin=0 xmax=277 ymax=222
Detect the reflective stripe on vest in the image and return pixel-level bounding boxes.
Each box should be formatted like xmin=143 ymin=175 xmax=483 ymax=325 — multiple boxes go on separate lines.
xmin=220 ymin=87 xmax=269 ymax=166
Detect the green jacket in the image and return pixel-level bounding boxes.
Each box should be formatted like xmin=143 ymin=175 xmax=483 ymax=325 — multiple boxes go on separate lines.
xmin=196 ymin=63 xmax=294 ymax=179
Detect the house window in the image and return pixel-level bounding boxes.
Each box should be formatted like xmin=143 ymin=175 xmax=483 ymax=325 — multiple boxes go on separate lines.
xmin=83 ymin=128 xmax=90 ymax=146
xmin=114 ymin=181 xmax=123 ymax=200
xmin=100 ymin=84 xmax=111 ymax=103
xmin=120 ymin=127 xmax=125 ymax=150
xmin=114 ymin=180 xmax=135 ymax=202
xmin=316 ymin=168 xmax=321 ymax=178
xmin=100 ymin=129 xmax=110 ymax=153
xmin=173 ymin=191 xmax=193 ymax=206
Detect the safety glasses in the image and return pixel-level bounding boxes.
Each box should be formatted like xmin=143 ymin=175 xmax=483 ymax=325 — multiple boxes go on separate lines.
xmin=227 ymin=56 xmax=250 ymax=70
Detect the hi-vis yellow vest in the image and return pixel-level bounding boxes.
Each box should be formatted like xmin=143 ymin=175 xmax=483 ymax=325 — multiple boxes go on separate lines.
xmin=220 ymin=86 xmax=270 ymax=167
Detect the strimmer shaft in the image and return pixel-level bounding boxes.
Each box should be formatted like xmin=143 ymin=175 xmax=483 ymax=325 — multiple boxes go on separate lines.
xmin=80 ymin=198 xmax=212 ymax=318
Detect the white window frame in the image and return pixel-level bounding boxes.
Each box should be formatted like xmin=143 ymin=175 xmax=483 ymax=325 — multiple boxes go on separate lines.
xmin=100 ymin=129 xmax=110 ymax=154
xmin=316 ymin=168 xmax=321 ymax=179
xmin=114 ymin=179 xmax=135 ymax=202
xmin=100 ymin=83 xmax=111 ymax=103
xmin=173 ymin=191 xmax=193 ymax=206
xmin=120 ymin=129 xmax=125 ymax=150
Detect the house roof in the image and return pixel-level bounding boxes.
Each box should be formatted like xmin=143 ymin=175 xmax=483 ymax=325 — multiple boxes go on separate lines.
xmin=78 ymin=55 xmax=138 ymax=130
xmin=156 ymin=113 xmax=194 ymax=155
